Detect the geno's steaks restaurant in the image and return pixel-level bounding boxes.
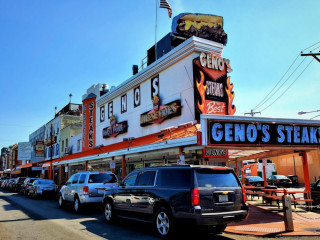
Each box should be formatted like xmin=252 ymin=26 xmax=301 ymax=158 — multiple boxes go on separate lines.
xmin=36 ymin=13 xmax=319 ymax=195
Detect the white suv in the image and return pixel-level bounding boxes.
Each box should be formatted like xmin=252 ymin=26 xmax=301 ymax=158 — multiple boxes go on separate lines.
xmin=59 ymin=171 xmax=118 ymax=212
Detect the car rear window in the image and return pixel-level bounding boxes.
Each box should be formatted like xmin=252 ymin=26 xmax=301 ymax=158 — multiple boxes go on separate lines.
xmin=276 ymin=175 xmax=287 ymax=179
xmin=89 ymin=173 xmax=117 ymax=183
xmin=39 ymin=180 xmax=55 ymax=185
xmin=196 ymin=169 xmax=239 ymax=188
xmin=157 ymin=169 xmax=191 ymax=188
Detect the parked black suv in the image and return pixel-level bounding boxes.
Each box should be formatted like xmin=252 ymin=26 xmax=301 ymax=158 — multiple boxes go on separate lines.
xmin=102 ymin=165 xmax=248 ymax=237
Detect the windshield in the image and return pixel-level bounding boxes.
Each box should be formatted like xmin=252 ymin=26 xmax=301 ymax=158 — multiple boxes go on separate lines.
xmin=89 ymin=173 xmax=117 ymax=183
xmin=196 ymin=169 xmax=240 ymax=188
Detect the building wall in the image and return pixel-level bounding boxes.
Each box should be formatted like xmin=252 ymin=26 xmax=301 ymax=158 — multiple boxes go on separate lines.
xmin=60 ymin=124 xmax=82 ymax=156
xmin=44 ymin=115 xmax=61 ymax=160
xmin=29 ymin=125 xmax=45 ymax=162
xmin=95 ymin=50 xmax=204 ymax=147
xmin=270 ymin=150 xmax=320 ymax=184
xmin=70 ymin=133 xmax=82 ymax=154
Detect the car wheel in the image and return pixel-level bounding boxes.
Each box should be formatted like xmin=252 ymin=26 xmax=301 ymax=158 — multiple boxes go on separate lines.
xmin=154 ymin=207 xmax=174 ymax=238
xmin=73 ymin=196 xmax=81 ymax=213
xmin=58 ymin=194 xmax=65 ymax=208
xmin=104 ymin=201 xmax=116 ymax=223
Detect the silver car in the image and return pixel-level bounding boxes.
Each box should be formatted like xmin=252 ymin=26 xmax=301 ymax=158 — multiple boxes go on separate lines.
xmin=58 ymin=171 xmax=118 ymax=213
xmin=28 ymin=179 xmax=57 ymax=198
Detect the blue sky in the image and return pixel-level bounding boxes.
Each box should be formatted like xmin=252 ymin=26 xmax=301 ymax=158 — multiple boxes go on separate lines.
xmin=1 ymin=0 xmax=320 ymax=149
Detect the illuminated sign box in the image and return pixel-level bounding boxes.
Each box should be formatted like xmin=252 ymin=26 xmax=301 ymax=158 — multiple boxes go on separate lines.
xmin=208 ymin=120 xmax=320 ymax=146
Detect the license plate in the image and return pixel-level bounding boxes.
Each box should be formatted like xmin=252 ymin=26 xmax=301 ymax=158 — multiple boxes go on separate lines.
xmin=257 ymin=183 xmax=261 ymax=186
xmin=219 ymin=194 xmax=228 ymax=202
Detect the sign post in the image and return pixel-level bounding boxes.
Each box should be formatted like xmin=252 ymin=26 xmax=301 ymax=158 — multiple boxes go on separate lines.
xmin=262 ymin=158 xmax=267 ymax=186
xmin=283 ymin=190 xmax=294 ymax=232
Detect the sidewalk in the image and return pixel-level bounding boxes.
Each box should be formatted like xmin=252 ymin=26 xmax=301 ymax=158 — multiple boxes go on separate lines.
xmin=226 ymin=200 xmax=320 ymax=236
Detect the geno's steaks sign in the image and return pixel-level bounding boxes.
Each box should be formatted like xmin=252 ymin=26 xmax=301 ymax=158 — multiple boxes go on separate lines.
xmin=208 ymin=120 xmax=320 ymax=146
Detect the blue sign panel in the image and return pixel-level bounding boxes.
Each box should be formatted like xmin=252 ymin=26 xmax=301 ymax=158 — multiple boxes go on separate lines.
xmin=208 ymin=121 xmax=320 ymax=146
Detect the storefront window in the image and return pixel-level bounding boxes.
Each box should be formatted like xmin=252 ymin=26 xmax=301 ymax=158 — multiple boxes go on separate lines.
xmin=69 ymin=164 xmax=85 ymax=176
xmin=87 ymin=161 xmax=109 ymax=172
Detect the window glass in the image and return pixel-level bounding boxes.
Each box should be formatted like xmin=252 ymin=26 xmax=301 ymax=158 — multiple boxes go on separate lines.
xmin=89 ymin=173 xmax=117 ymax=183
xmin=79 ymin=174 xmax=86 ymax=184
xmin=196 ymin=169 xmax=239 ymax=187
xmin=66 ymin=175 xmax=73 ymax=183
xmin=72 ymin=174 xmax=80 ymax=184
xmin=157 ymin=169 xmax=191 ymax=188
xmin=123 ymin=172 xmax=139 ymax=186
xmin=136 ymin=171 xmax=156 ymax=186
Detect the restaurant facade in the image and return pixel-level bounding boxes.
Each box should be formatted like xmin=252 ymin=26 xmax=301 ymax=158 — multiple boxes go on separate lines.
xmin=7 ymin=14 xmax=319 ymax=194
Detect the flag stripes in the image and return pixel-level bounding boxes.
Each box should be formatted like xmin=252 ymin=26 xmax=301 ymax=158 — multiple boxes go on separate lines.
xmin=160 ymin=0 xmax=172 ymax=18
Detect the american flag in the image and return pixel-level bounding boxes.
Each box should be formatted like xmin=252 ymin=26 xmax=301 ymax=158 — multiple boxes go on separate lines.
xmin=160 ymin=0 xmax=172 ymax=18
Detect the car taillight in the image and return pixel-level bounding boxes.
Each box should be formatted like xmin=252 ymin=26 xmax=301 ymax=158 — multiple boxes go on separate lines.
xmin=242 ymin=186 xmax=247 ymax=203
xmin=191 ymin=188 xmax=200 ymax=206
xmin=83 ymin=186 xmax=89 ymax=195
xmin=26 ymin=184 xmax=29 ymax=187
xmin=276 ymin=179 xmax=280 ymax=182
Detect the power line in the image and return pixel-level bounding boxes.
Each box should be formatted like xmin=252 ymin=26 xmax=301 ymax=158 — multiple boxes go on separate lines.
xmin=255 ymin=56 xmax=307 ymax=111
xmin=260 ymin=58 xmax=314 ymax=113
xmin=253 ymin=54 xmax=300 ymax=110
xmin=301 ymin=40 xmax=320 ymax=52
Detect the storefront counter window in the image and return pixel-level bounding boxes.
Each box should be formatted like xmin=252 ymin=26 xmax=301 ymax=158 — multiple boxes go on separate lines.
xmin=87 ymin=161 xmax=109 ymax=172
xmin=69 ymin=164 xmax=85 ymax=176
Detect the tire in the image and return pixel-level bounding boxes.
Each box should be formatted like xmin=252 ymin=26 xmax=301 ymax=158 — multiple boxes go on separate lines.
xmin=154 ymin=207 xmax=174 ymax=238
xmin=73 ymin=196 xmax=81 ymax=213
xmin=103 ymin=201 xmax=116 ymax=223
xmin=58 ymin=194 xmax=65 ymax=208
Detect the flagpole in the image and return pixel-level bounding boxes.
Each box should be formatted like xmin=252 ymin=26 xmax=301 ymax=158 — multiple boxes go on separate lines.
xmin=155 ymin=0 xmax=158 ymax=61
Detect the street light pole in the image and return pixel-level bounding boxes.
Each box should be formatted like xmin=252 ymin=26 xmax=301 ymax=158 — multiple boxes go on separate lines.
xmin=298 ymin=109 xmax=320 ymax=115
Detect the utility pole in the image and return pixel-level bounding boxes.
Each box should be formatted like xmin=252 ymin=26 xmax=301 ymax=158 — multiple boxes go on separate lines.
xmin=244 ymin=109 xmax=261 ymax=117
xmin=50 ymin=123 xmax=53 ymax=180
xmin=301 ymin=51 xmax=320 ymax=63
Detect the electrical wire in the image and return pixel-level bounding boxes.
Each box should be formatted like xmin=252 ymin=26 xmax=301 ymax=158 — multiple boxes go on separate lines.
xmin=253 ymin=54 xmax=300 ymax=110
xmin=301 ymin=40 xmax=320 ymax=52
xmin=254 ymin=56 xmax=306 ymax=111
xmin=310 ymin=114 xmax=320 ymax=120
xmin=260 ymin=58 xmax=314 ymax=113
xmin=310 ymin=45 xmax=320 ymax=52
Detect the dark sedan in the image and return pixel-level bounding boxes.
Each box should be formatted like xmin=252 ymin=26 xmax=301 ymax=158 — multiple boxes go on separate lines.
xmin=267 ymin=175 xmax=292 ymax=187
xmin=244 ymin=176 xmax=265 ymax=187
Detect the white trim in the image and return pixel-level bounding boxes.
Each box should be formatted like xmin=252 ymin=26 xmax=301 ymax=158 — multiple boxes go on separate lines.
xmin=96 ymin=37 xmax=224 ymax=107
xmin=54 ymin=135 xmax=197 ymax=165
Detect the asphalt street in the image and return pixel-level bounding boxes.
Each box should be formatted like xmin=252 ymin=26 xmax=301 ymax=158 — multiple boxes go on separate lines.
xmin=0 ymin=190 xmax=319 ymax=240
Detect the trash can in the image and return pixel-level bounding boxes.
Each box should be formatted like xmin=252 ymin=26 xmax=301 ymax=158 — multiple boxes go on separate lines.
xmin=288 ymin=175 xmax=298 ymax=186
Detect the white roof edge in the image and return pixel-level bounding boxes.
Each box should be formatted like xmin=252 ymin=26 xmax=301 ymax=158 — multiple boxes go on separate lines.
xmin=200 ymin=114 xmax=320 ymax=125
xmin=54 ymin=135 xmax=197 ymax=165
xmin=96 ymin=37 xmax=224 ymax=107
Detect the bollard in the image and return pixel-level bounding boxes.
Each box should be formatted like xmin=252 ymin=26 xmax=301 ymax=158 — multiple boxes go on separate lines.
xmin=283 ymin=189 xmax=294 ymax=232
